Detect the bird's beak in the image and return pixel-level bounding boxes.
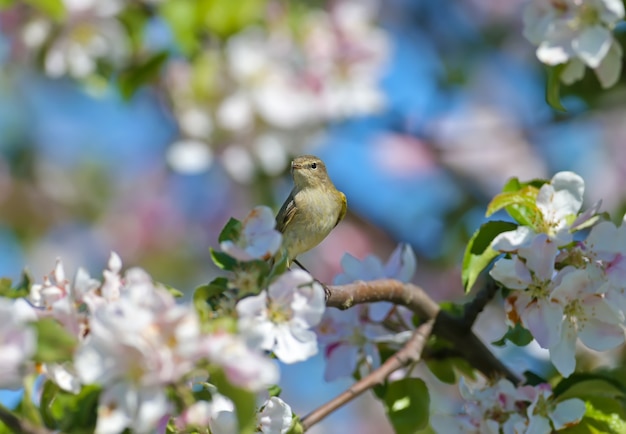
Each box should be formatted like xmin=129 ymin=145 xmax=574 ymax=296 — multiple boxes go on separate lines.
xmin=291 ymin=161 xmax=300 ymax=174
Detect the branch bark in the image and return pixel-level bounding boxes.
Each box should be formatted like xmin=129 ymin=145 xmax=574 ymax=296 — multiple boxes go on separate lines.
xmin=326 ymin=279 xmax=518 ymax=383
xmin=301 ymin=319 xmax=435 ymax=431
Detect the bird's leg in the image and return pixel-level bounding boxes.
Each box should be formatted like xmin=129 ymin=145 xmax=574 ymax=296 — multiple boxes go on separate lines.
xmin=293 ymin=259 xmax=332 ymax=300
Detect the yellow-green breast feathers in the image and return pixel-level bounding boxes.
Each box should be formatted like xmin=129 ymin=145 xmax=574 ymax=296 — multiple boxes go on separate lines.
xmin=275 ymin=156 xmax=346 ymax=261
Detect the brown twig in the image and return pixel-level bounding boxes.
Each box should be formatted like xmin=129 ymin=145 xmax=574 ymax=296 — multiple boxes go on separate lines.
xmin=0 ymin=404 xmax=52 ymax=434
xmin=326 ymin=279 xmax=518 ymax=383
xmin=301 ymin=319 xmax=435 ymax=431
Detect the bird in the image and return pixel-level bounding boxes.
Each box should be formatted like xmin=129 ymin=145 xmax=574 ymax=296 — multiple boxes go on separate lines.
xmin=275 ymin=155 xmax=347 ymax=267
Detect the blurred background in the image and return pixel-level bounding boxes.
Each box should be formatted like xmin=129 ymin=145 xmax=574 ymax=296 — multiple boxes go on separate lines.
xmin=1 ymin=0 xmax=625 ymax=432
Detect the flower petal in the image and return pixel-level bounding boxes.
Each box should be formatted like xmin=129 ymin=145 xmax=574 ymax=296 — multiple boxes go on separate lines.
xmin=550 ymin=398 xmax=586 ymax=430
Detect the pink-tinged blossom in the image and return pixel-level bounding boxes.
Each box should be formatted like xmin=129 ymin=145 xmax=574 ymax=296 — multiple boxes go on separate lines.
xmin=220 ymin=206 xmax=283 ymax=262
xmin=237 ymin=270 xmax=325 ymax=364
xmin=198 ymin=331 xmax=279 ymax=391
xmin=432 ymin=379 xmax=584 ymax=434
xmin=548 ymin=266 xmax=624 ymax=377
xmin=258 ymin=397 xmax=293 ymax=434
xmin=491 ymin=234 xmax=563 ymax=349
xmin=0 ymin=298 xmax=37 ymax=389
xmin=334 ymin=243 xmax=416 ymax=321
xmin=523 ymin=0 xmax=624 ymax=88
xmin=580 ymin=221 xmax=626 ymax=315
xmin=75 ymin=279 xmax=201 ymax=434
xmin=316 ymin=307 xmax=385 ymax=381
xmin=492 ymin=171 xmax=587 ymax=251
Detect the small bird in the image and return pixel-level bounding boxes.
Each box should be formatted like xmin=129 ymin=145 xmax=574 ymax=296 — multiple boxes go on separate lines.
xmin=276 ymin=155 xmax=347 ymax=265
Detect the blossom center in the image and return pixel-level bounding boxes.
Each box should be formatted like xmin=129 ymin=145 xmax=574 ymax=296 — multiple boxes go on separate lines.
xmin=268 ymin=301 xmax=292 ymax=324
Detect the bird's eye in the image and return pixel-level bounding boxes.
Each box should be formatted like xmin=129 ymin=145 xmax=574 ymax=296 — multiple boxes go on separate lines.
xmin=311 ymin=163 xmax=317 ymax=169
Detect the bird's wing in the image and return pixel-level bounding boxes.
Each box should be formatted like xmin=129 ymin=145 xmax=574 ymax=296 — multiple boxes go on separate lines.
xmin=334 ymin=192 xmax=347 ymax=228
xmin=276 ymin=190 xmax=298 ymax=233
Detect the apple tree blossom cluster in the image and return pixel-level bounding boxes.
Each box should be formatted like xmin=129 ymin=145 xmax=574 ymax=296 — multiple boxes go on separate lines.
xmin=481 ymin=171 xmax=626 ymax=378
xmin=0 ymin=247 xmax=294 ymax=434
xmin=0 ymin=0 xmax=391 ymax=179
xmin=523 ymin=0 xmax=625 ymax=88
xmin=163 ymin=0 xmax=389 ymax=178
xmin=432 ymin=378 xmax=585 ymax=434
xmin=4 ymin=173 xmax=626 ymax=433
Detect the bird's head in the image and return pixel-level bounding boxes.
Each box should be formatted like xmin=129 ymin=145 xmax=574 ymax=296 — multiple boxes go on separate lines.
xmin=291 ymin=155 xmax=331 ymax=189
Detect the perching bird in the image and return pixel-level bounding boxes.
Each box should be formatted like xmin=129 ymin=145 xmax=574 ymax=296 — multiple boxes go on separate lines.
xmin=275 ymin=155 xmax=347 ymax=265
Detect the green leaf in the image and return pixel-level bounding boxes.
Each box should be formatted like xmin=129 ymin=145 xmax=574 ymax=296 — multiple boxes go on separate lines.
xmin=218 ymin=218 xmax=243 ymax=243
xmin=523 ymin=370 xmax=548 ymax=386
xmin=210 ymin=368 xmax=256 ymax=434
xmin=553 ymin=374 xmax=626 ymax=434
xmin=32 ymin=318 xmax=77 ymax=364
xmin=210 ymin=248 xmax=238 ymax=271
xmin=461 ymin=220 xmax=517 ymax=292
xmin=268 ymin=385 xmax=282 ymax=398
xmin=425 ymin=359 xmax=456 ymax=384
xmin=265 ymin=249 xmax=289 ymax=284
xmin=118 ymin=51 xmax=169 ymax=99
xmin=425 ymin=357 xmax=476 ymax=385
xmin=581 ymin=401 xmax=626 ymax=434
xmin=24 ymin=0 xmax=65 ymax=20
xmin=195 ymin=277 xmax=229 ymax=300
xmin=486 ymin=185 xmax=542 ymax=227
xmin=42 ymin=383 xmax=100 ymax=432
xmin=0 ymin=270 xmax=32 ymax=299
xmin=203 ymin=0 xmax=267 ymax=37
xmin=118 ymin=5 xmax=149 ymax=54
xmin=383 ymin=378 xmax=430 ymax=434
xmin=0 ymin=278 xmax=12 ymax=295
xmin=160 ymin=0 xmax=202 ymax=55
xmin=492 ymin=323 xmax=533 ymax=347
xmin=286 ymin=417 xmax=304 ymax=434
xmin=498 ymin=178 xmax=545 ymax=227
xmin=40 ymin=380 xmax=59 ymax=428
xmin=194 ymin=277 xmax=229 ymax=318
xmin=554 ymin=373 xmax=626 ymax=399
xmin=546 ymin=64 xmax=567 ymax=112
xmin=160 ymin=283 xmax=184 ymax=298
xmin=15 ymin=375 xmax=42 ymax=425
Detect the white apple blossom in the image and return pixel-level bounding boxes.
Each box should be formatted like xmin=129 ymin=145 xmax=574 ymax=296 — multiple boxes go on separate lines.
xmin=198 ymin=331 xmax=279 ymax=391
xmin=523 ymin=0 xmax=625 ymax=87
xmin=578 ymin=220 xmax=626 ymax=315
xmin=316 ymin=306 xmax=386 ymax=381
xmin=490 ymin=234 xmax=564 ymax=349
xmin=175 ymin=395 xmax=237 ymax=434
xmin=257 ymin=397 xmax=293 ymax=434
xmin=220 ymin=206 xmax=283 ymax=262
xmin=334 ymin=243 xmax=417 ymax=321
xmin=548 ymin=266 xmax=624 ymax=377
xmin=492 ymin=171 xmax=586 ymax=251
xmin=75 ymin=279 xmax=201 ymax=433
xmin=0 ymin=298 xmax=37 ymax=389
xmin=22 ymin=0 xmax=128 ymax=79
xmin=220 ymin=0 xmax=389 ymax=129
xmin=236 ymin=270 xmax=325 ymax=364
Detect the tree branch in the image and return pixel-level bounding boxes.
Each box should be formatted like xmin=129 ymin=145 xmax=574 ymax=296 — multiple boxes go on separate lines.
xmin=301 ymin=319 xmax=435 ymax=431
xmin=462 ymin=277 xmax=500 ymax=327
xmin=0 ymin=404 xmax=52 ymax=434
xmin=326 ymin=279 xmax=519 ymax=383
